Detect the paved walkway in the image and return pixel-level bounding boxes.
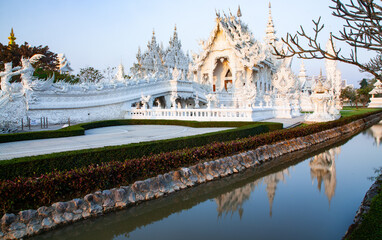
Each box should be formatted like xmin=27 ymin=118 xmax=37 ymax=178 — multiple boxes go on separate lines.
xmin=0 ymin=116 xmax=305 ymax=160
xmin=0 ymin=125 xmax=232 ymax=160
xmin=262 ymin=115 xmax=306 ymax=128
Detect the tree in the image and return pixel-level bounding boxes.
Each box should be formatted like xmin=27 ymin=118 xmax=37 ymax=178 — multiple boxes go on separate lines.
xmin=1 ymin=41 xmax=60 ymax=84
xmin=359 ymin=78 xmax=369 ymax=89
xmin=0 ymin=42 xmax=58 ymax=72
xmin=273 ymin=0 xmax=382 ymax=81
xmin=102 ymin=66 xmax=116 ymax=82
xmin=340 ymin=86 xmax=356 ymax=105
xmin=33 ymin=67 xmax=79 ymax=84
xmin=77 ymin=67 xmax=104 ymax=83
xmin=357 ymin=78 xmax=376 ymax=107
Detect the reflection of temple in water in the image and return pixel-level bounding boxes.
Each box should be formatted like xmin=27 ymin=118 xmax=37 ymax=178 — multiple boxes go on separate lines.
xmin=215 ymin=179 xmax=261 ymax=219
xmin=263 ymin=169 xmax=290 ymax=217
xmin=309 ymin=147 xmax=340 ymax=204
xmin=215 ymin=169 xmax=290 ymax=219
xmin=365 ymin=120 xmax=382 ymax=146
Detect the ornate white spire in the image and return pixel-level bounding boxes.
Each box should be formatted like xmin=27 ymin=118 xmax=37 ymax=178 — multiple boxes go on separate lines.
xmin=115 ymin=63 xmax=125 ymax=82
xmin=151 ymin=29 xmax=157 ymax=45
xmin=136 ymin=46 xmax=142 ymax=65
xmin=325 ymin=39 xmax=338 ymax=93
xmin=298 ymin=60 xmax=307 ymax=85
xmin=265 ymin=2 xmax=277 ymax=44
xmin=57 ymin=54 xmax=73 ymax=74
xmin=164 ymin=24 xmax=189 ymax=71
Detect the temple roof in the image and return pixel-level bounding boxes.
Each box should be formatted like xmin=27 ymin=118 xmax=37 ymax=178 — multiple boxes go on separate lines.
xmin=193 ymin=9 xmax=264 ymax=70
xmin=193 ymin=5 xmax=282 ymax=71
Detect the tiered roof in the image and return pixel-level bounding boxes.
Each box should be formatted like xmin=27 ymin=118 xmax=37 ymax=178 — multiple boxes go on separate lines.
xmin=193 ymin=5 xmax=280 ymax=71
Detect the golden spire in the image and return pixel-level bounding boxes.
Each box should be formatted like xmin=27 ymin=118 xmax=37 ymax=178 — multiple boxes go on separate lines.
xmin=237 ymin=5 xmax=242 ymax=18
xmin=8 ymin=28 xmax=16 ymax=48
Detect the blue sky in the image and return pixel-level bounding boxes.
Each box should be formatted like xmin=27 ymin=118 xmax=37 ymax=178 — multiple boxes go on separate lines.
xmin=0 ymin=0 xmax=375 ymax=86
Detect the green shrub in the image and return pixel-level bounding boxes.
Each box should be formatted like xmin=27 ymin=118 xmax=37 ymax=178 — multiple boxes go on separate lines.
xmin=0 ymin=119 xmax=280 ymax=143
xmin=0 ymin=110 xmax=380 ymax=214
xmin=0 ymin=122 xmax=280 ymax=179
xmin=0 ymin=126 xmax=84 ymax=143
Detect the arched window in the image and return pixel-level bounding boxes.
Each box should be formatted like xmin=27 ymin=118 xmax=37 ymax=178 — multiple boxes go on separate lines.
xmin=225 ymin=69 xmax=232 ymax=77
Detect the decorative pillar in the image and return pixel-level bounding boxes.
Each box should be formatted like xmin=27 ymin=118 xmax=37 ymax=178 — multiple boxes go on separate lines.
xmin=164 ymin=95 xmax=171 ymax=109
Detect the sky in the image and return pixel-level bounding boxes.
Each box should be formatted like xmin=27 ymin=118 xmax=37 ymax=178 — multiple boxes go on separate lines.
xmin=0 ymin=0 xmax=376 ymax=87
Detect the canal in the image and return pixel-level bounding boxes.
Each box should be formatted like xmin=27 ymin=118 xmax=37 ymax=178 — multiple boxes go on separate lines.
xmin=33 ymin=121 xmax=382 ymax=240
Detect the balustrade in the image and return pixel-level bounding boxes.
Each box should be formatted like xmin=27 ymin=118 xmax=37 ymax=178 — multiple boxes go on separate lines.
xmin=126 ymin=107 xmax=274 ymax=122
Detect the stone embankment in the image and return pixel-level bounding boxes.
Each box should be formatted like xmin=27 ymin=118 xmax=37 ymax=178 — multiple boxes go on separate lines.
xmin=1 ymin=113 xmax=381 ymax=239
xmin=343 ymin=174 xmax=382 ymax=239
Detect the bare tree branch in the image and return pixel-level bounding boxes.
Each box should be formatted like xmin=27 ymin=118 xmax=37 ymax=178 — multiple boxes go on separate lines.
xmin=272 ymin=0 xmax=382 ymax=80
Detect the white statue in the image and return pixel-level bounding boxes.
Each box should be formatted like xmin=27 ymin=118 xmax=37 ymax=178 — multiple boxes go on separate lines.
xmin=170 ymin=91 xmax=178 ymax=108
xmin=20 ymin=54 xmax=45 ymax=91
xmin=155 ymin=99 xmax=161 ymax=108
xmin=114 ymin=63 xmax=125 ymax=82
xmin=140 ymin=94 xmax=151 ymax=109
xmin=0 ymin=62 xmax=22 ymax=95
xmin=194 ymin=93 xmax=200 ymax=108
xmin=205 ymin=93 xmax=216 ymax=109
xmin=305 ymin=76 xmax=339 ymax=122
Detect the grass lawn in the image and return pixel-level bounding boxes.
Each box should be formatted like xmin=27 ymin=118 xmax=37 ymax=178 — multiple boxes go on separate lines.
xmin=340 ymin=106 xmax=381 ymax=117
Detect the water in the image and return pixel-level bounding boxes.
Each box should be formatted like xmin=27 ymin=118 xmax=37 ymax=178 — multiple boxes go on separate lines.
xmin=33 ymin=121 xmax=382 ymax=240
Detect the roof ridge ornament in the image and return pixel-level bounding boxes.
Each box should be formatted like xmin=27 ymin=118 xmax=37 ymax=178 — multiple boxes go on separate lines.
xmin=237 ymin=5 xmax=242 ymax=18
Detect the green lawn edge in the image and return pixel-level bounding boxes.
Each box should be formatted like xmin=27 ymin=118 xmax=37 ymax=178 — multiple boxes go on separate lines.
xmin=1 ymin=109 xmax=381 ymax=213
xmin=347 ymin=177 xmax=382 ymax=240
xmin=0 ymin=120 xmax=282 ymax=179
xmin=0 ymin=119 xmax=279 ymax=143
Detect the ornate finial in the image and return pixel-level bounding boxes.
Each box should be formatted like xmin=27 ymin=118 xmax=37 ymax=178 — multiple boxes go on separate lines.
xmin=174 ymin=24 xmax=177 ymax=32
xmin=300 ymin=59 xmax=305 ymax=69
xmin=298 ymin=60 xmax=307 ymax=84
xmin=265 ymin=2 xmax=277 ymax=44
xmin=152 ymin=29 xmax=155 ymax=36
xmin=8 ymin=28 xmax=16 ymax=48
xmin=237 ymin=5 xmax=242 ymax=18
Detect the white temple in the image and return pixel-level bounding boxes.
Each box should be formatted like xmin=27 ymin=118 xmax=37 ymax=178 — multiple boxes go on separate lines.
xmin=0 ymin=5 xmax=345 ymax=128
xmin=57 ymin=54 xmax=73 ymax=74
xmin=369 ymin=80 xmax=382 ymax=108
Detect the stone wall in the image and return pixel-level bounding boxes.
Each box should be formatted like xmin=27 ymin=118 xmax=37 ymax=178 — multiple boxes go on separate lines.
xmin=343 ymin=174 xmax=382 ymax=239
xmin=1 ymin=113 xmax=381 ymax=239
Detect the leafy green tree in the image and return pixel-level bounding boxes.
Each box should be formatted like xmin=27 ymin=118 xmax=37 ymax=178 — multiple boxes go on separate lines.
xmin=0 ymin=42 xmax=58 ymax=72
xmin=340 ymin=86 xmax=356 ymax=106
xmin=360 ymin=78 xmax=369 ymax=89
xmin=77 ymin=67 xmax=104 ymax=83
xmin=33 ymin=68 xmax=79 ymax=84
xmin=357 ymin=78 xmax=376 ymax=107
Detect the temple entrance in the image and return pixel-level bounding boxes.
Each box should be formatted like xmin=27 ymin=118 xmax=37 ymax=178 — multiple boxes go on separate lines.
xmin=224 ymin=69 xmax=232 ymax=91
xmin=213 ymin=58 xmax=231 ymax=92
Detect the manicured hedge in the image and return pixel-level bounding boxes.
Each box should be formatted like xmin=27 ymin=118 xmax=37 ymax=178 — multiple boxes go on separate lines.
xmin=0 ymin=122 xmax=281 ymax=180
xmin=0 ymin=126 xmax=84 ymax=143
xmin=0 ymin=119 xmax=281 ymax=143
xmin=1 ymin=110 xmax=381 ymax=213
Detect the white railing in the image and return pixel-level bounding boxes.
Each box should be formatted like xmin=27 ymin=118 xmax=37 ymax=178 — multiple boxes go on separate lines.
xmin=125 ymin=107 xmax=275 ymax=122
